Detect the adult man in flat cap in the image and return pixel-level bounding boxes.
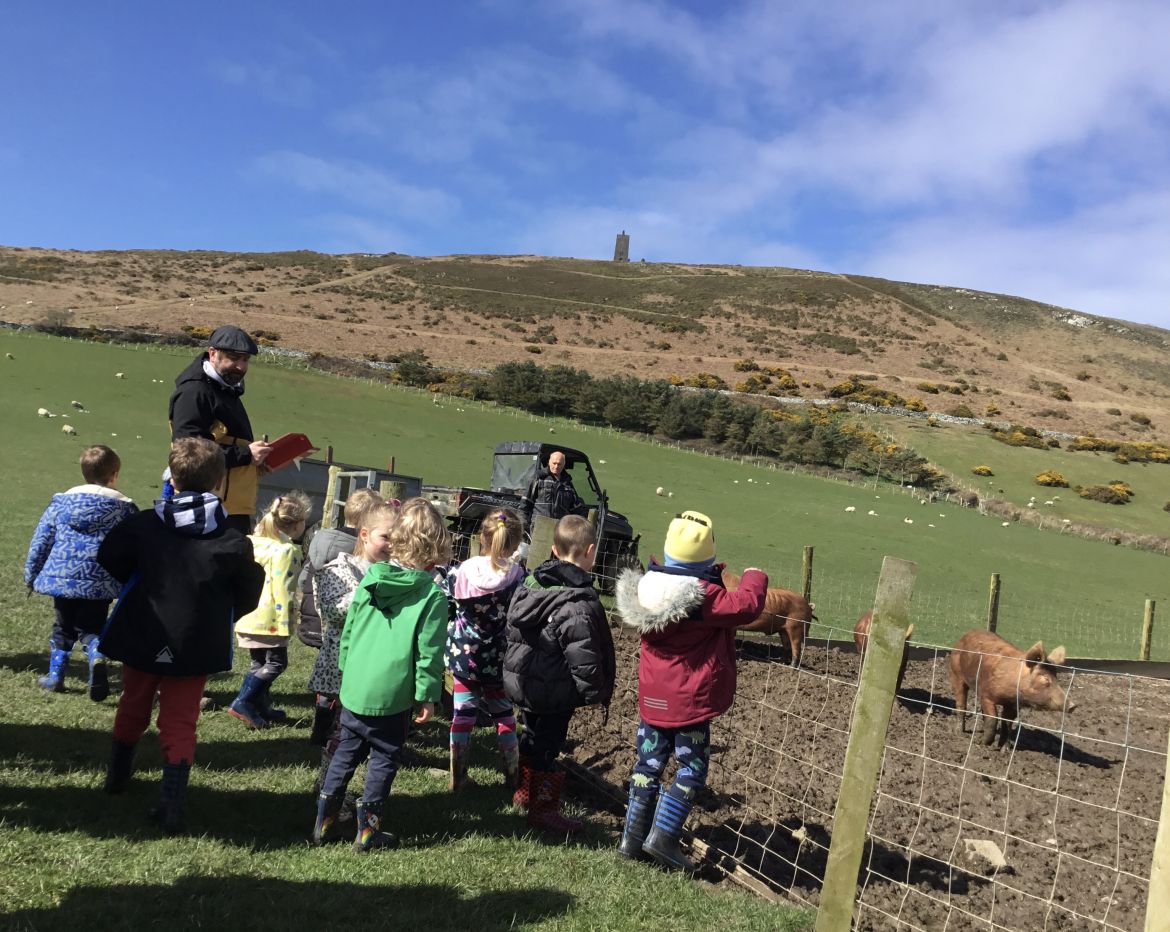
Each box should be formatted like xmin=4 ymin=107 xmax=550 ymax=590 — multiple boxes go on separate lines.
xmin=169 ymin=325 xmax=271 ymax=534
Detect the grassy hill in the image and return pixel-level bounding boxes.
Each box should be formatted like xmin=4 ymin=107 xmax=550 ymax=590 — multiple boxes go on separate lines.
xmin=2 ymin=246 xmax=1169 ymax=449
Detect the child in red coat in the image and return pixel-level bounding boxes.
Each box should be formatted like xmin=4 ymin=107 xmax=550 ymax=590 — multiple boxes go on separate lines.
xmin=613 ymin=510 xmax=767 ymax=871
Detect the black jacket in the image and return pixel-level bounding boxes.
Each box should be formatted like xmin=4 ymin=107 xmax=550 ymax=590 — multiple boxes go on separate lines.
xmin=97 ymin=509 xmax=264 ymax=676
xmin=526 ymin=469 xmax=585 ymax=519
xmin=504 ymin=559 xmax=616 ymax=714
xmin=169 ymin=355 xmax=258 ymax=516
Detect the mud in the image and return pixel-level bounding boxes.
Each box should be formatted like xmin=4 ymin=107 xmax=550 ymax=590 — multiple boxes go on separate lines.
xmin=566 ymin=628 xmax=1170 ymax=931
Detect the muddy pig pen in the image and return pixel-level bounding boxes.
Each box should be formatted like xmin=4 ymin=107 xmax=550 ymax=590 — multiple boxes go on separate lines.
xmin=564 ymin=624 xmax=1170 ymax=931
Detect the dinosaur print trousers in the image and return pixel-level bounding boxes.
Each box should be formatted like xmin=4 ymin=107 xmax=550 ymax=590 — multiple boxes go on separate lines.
xmin=630 ymin=719 xmax=711 ymax=802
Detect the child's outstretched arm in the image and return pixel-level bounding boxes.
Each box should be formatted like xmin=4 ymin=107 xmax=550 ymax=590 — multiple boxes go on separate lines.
xmin=413 ymin=589 xmax=448 ymax=706
xmin=701 ymin=567 xmax=769 ymax=628
xmin=23 ymin=502 xmax=58 ymax=589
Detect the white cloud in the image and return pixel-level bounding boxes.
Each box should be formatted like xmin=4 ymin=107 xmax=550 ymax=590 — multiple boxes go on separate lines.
xmin=251 ymin=151 xmax=460 ymax=223
xmin=209 ymin=60 xmax=317 ymax=107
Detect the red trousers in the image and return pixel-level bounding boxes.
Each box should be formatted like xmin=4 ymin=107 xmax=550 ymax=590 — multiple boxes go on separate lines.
xmin=112 ymin=665 xmax=207 ymax=764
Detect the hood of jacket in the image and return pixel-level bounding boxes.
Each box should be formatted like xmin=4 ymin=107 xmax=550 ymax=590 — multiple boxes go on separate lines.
xmin=154 ymin=492 xmax=227 ymax=537
xmin=175 ymin=353 xmax=244 ymax=396
xmin=363 ymin=561 xmax=437 ymax=615
xmin=249 ymin=532 xmax=295 ymax=563
xmin=54 ymin=488 xmax=136 ymax=533
xmin=615 ymin=565 xmax=706 ymax=634
xmin=509 ymin=559 xmax=596 ymax=630
xmin=453 ymin=556 xmax=523 ymax=599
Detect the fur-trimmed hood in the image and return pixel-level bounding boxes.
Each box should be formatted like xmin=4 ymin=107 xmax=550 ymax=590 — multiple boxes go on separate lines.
xmin=615 ymin=567 xmax=705 ymax=634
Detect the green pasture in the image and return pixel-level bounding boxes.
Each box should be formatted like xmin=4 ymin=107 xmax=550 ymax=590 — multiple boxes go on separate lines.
xmin=2 ymin=329 xmax=1168 ymax=661
xmin=0 ymin=330 xmax=808 ymax=928
xmin=879 ymin=415 xmax=1170 ymax=538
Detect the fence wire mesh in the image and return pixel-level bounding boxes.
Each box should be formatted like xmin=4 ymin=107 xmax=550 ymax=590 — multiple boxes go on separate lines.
xmin=567 ymin=620 xmax=1169 ymax=932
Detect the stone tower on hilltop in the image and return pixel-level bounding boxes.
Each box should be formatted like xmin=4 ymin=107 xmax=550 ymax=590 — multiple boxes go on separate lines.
xmin=613 ymin=230 xmax=630 ymax=262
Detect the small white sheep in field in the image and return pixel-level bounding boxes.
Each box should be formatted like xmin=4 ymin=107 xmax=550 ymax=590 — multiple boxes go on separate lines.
xmin=1062 ymin=518 xmax=1071 ymax=524
xmin=1027 ymin=502 xmax=1036 ymax=508
xmin=1044 ymin=500 xmax=1054 ymax=506
xmin=667 ymin=491 xmax=673 ymax=498
xmin=867 ymin=510 xmax=878 ymax=516
xmin=599 ymin=459 xmax=607 ymax=465
xmin=5 ymin=352 xmax=13 ymax=360
xmin=1001 ymin=521 xmax=1010 ymax=527
xmin=115 ymin=372 xmax=125 ymax=379
xmin=844 ymin=506 xmax=856 ymax=513
xmin=37 ymin=407 xmax=50 ymax=418
xmin=656 ymin=487 xmax=665 ymax=496
xmin=61 ymin=424 xmax=77 ymax=436
xmin=903 ymin=517 xmax=913 ymax=524
xmin=928 ymin=523 xmax=935 ymax=528
xmin=70 ymin=400 xmax=84 ymax=409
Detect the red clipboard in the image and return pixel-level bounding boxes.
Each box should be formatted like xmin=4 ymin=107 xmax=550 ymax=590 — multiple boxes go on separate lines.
xmin=264 ymin=433 xmax=318 ymax=471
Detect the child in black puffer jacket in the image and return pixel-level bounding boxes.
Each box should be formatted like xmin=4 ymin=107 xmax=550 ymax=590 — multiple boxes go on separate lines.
xmin=503 ymin=515 xmax=615 ymax=833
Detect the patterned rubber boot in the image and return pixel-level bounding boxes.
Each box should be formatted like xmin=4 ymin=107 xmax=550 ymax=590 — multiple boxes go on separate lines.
xmin=499 ymin=740 xmax=520 ymax=794
xmin=642 ymin=783 xmax=696 ymax=872
xmin=254 ymin=679 xmax=287 ymax=724
xmin=38 ymin=648 xmax=70 ymax=692
xmin=149 ymin=760 xmax=191 ymax=835
xmin=85 ymin=640 xmax=110 ymax=702
xmin=618 ymin=784 xmax=656 ymax=860
xmin=527 ymin=768 xmax=583 ymax=834
xmin=353 ymin=798 xmax=398 ymax=852
xmin=227 ymin=673 xmax=269 ymax=729
xmin=449 ymin=740 xmax=472 ymax=794
xmin=311 ymin=792 xmax=345 ymax=846
xmin=103 ymin=739 xmax=137 ymax=795
xmin=512 ymin=759 xmax=533 ymax=810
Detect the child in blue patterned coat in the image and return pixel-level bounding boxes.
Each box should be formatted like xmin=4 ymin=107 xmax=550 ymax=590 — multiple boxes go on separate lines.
xmin=24 ymin=445 xmax=138 ymax=699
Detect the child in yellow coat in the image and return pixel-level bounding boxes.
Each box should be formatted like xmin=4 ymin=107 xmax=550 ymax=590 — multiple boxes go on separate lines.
xmin=229 ymin=492 xmax=311 ymax=728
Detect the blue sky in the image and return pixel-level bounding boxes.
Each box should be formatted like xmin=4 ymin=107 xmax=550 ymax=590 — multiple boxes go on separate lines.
xmin=3 ymin=1 xmax=1169 ymax=329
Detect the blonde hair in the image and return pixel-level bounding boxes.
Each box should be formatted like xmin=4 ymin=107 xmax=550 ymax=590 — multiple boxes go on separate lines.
xmin=553 ymin=514 xmax=595 ymax=561
xmin=80 ymin=444 xmax=120 ymax=485
xmin=343 ymin=487 xmax=383 ymax=528
xmin=388 ymin=497 xmax=452 ymax=570
xmin=253 ymin=490 xmax=312 ymax=540
xmin=479 ymin=508 xmax=523 ymax=572
xmin=352 ymin=501 xmax=402 ymax=557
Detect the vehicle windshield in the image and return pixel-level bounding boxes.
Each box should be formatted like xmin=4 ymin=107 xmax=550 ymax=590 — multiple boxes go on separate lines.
xmin=491 ymin=454 xmax=540 ymax=493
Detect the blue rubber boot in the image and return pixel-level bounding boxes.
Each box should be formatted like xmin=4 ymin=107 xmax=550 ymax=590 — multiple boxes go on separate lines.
xmin=618 ymin=784 xmax=656 ymax=860
xmin=311 ymin=792 xmax=344 ymax=846
xmin=85 ymin=640 xmax=110 ymax=702
xmin=642 ymin=783 xmax=697 ymax=872
xmin=38 ymin=647 xmax=70 ymax=692
xmin=255 ymin=679 xmax=287 ymax=724
xmin=228 ymin=673 xmax=269 ymax=729
xmin=149 ymin=760 xmax=191 ymax=835
xmin=353 ymin=798 xmax=398 ymax=852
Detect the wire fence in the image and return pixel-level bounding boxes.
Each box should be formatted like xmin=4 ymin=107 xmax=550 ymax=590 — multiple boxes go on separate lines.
xmin=567 ymin=621 xmax=1169 ymax=931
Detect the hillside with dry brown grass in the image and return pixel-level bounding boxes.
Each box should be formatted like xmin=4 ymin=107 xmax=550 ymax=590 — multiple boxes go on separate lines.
xmin=2 ymin=246 xmax=1168 ymax=443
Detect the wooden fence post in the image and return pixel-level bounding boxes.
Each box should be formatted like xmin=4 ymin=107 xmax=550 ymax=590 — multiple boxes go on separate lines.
xmin=529 ymin=516 xmax=557 ymax=567
xmin=1140 ymin=600 xmax=1156 ymax=662
xmin=321 ymin=465 xmax=341 ymax=530
xmin=986 ymin=573 xmax=1001 ymax=633
xmin=1145 ymin=720 xmax=1170 ymax=931
xmin=802 ymin=545 xmax=815 ymax=604
xmin=814 ymin=556 xmax=918 ymax=932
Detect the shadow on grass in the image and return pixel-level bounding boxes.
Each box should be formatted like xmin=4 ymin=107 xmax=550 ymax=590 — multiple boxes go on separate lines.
xmin=1 ymin=875 xmax=574 ymax=930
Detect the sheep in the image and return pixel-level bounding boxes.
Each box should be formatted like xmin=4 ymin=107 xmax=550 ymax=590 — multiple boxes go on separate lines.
xmin=844 ymin=506 xmax=856 ymax=513
xmin=598 ymin=459 xmax=607 ymax=465
xmin=115 ymin=372 xmax=125 ymax=379
xmin=70 ymin=400 xmax=84 ymax=410
xmin=5 ymin=352 xmax=13 ymax=360
xmin=867 ymin=510 xmax=878 ymax=516
xmin=1044 ymin=500 xmax=1055 ymax=506
xmin=61 ymin=424 xmax=77 ymax=436
xmin=903 ymin=517 xmax=913 ymax=524
xmin=548 ymin=427 xmax=555 ymax=433
xmin=37 ymin=407 xmax=51 ymax=418
xmin=1001 ymin=521 xmax=1011 ymax=527
xmin=655 ymin=486 xmax=665 ymax=496
xmin=667 ymin=491 xmax=674 ymax=498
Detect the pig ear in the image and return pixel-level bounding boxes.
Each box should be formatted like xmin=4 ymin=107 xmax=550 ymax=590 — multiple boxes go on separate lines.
xmin=1024 ymin=642 xmax=1046 ymax=667
xmin=1046 ymin=646 xmax=1068 ymax=666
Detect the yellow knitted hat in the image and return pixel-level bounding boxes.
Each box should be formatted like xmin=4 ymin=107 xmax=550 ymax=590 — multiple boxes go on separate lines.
xmin=663 ymin=511 xmax=716 ymax=565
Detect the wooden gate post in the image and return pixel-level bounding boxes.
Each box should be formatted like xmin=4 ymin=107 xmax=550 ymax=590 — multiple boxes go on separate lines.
xmin=802 ymin=545 xmax=815 ymax=604
xmin=1140 ymin=600 xmax=1156 ymax=662
xmin=1145 ymin=719 xmax=1170 ymax=931
xmin=528 ymin=516 xmax=557 ymax=567
xmin=814 ymin=556 xmax=917 ymax=932
xmin=321 ymin=465 xmax=342 ymax=530
xmin=986 ymin=573 xmax=1001 ymax=633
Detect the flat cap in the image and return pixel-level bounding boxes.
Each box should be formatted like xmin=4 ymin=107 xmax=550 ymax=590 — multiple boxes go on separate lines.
xmin=209 ymin=324 xmax=259 ymax=355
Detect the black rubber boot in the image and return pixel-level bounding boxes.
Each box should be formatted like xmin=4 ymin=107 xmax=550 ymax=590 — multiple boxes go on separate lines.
xmin=103 ymin=740 xmax=137 ymax=795
xmin=642 ymin=784 xmax=697 ymax=872
xmin=149 ymin=760 xmax=191 ymax=835
xmin=311 ymin=792 xmax=345 ymax=846
xmin=85 ymin=640 xmax=110 ymax=702
xmin=255 ymin=679 xmax=287 ymax=724
xmin=353 ymin=798 xmax=398 ymax=852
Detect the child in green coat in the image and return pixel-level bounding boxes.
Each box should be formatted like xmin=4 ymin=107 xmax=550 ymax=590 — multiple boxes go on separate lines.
xmin=310 ymin=498 xmax=452 ymax=852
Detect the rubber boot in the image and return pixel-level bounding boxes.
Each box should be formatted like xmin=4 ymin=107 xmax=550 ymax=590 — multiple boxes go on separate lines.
xmin=642 ymin=784 xmax=697 ymax=872
xmin=38 ymin=647 xmax=70 ymax=692
xmin=527 ymin=768 xmax=583 ymax=833
xmin=104 ymin=739 xmax=137 ymax=795
xmin=311 ymin=792 xmax=344 ymax=846
xmin=618 ymin=784 xmax=656 ymax=860
xmin=255 ymin=679 xmax=287 ymax=724
xmin=227 ymin=673 xmax=269 ymax=729
xmin=353 ymin=798 xmax=398 ymax=852
xmin=449 ymin=740 xmax=472 ymax=793
xmin=512 ymin=758 xmax=533 ymax=809
xmin=85 ymin=640 xmax=110 ymax=702
xmin=310 ymin=695 xmax=336 ymax=746
xmin=149 ymin=760 xmax=191 ymax=835
xmin=499 ymin=740 xmax=520 ymax=794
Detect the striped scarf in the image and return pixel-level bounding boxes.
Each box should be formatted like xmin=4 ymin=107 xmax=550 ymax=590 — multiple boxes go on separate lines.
xmin=154 ymin=491 xmax=226 ymax=536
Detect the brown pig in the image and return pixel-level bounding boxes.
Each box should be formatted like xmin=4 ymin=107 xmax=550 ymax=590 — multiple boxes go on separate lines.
xmin=949 ymin=630 xmax=1075 ymax=746
xmin=722 ymin=569 xmax=815 ymax=668
xmin=853 ymin=611 xmax=914 ymax=692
